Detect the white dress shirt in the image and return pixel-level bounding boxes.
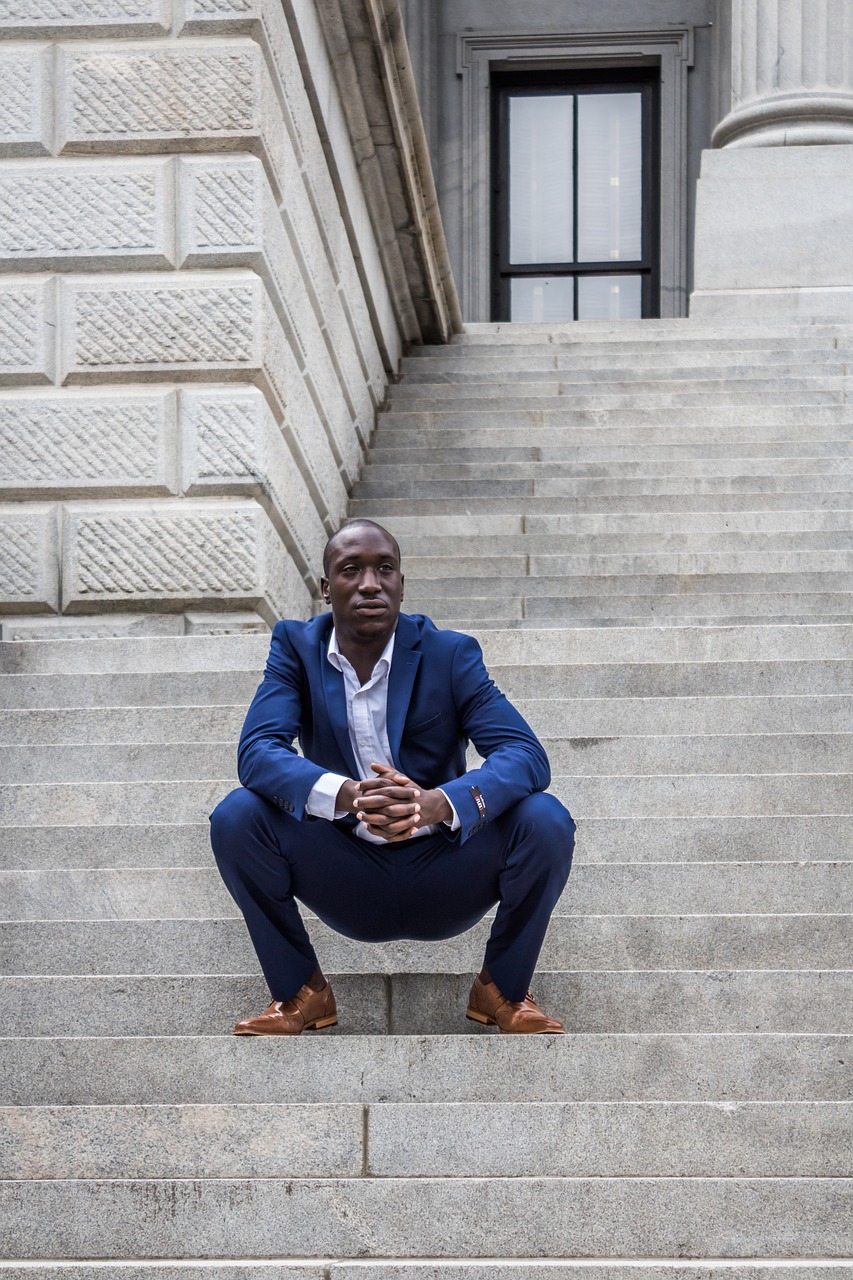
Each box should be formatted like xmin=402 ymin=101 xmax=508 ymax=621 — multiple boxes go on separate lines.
xmin=304 ymin=629 xmax=459 ymax=842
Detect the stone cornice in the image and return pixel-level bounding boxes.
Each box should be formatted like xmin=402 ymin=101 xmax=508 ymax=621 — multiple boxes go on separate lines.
xmin=314 ymin=0 xmax=463 ymax=346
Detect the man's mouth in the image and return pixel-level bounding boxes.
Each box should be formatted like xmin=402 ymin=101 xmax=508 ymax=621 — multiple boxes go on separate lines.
xmin=355 ymin=601 xmax=387 ymax=612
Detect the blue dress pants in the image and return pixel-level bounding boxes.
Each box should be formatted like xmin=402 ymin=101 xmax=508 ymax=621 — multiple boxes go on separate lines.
xmin=210 ymin=787 xmax=575 ymax=1004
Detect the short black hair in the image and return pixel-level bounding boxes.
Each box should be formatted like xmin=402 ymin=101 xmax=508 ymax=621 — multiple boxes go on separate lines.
xmin=322 ymin=519 xmax=401 ymax=575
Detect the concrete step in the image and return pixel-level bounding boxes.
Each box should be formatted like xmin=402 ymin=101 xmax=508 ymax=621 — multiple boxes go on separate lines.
xmin=3 ymin=694 xmax=847 ymax=746
xmin=0 ymin=1175 xmax=849 ymax=1260
xmin=3 ymin=1100 xmax=849 ymax=1180
xmin=382 ymin=404 xmax=853 ymax=428
xmin=405 ymin=552 xmax=853 ymax=577
xmin=371 ymin=441 xmax=853 ymax=465
xmin=1 ymin=1266 xmax=850 ymax=1280
xmin=1 ymin=771 xmax=849 ymax=825
xmin=360 ymin=458 xmax=853 ymax=483
xmin=399 ymin=533 xmax=853 ymax=560
xmin=3 ymin=623 xmax=848 ymax=673
xmin=351 ymin=492 xmax=853 ymax=515
xmin=2 ymin=970 xmax=851 ymax=1035
xmin=400 ymin=358 xmax=853 ymax=380
xmin=3 ymin=653 xmax=850 ymax=713
xmin=381 ymin=508 xmax=853 ymax=537
xmin=4 ymin=859 xmax=849 ymax=921
xmin=0 ymin=732 xmax=847 ymax=785
xmin=391 ymin=376 xmax=851 ymax=400
xmin=417 ymin=594 xmax=853 ymax=625
xmin=355 ymin=475 xmax=853 ymax=500
xmin=4 ymin=1031 xmax=849 ymax=1105
xmin=4 ymin=912 xmax=848 ymax=975
xmin=3 ymin=814 xmax=849 ymax=870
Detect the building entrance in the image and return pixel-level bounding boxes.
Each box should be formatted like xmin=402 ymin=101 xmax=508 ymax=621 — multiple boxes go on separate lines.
xmin=491 ymin=69 xmax=659 ymax=322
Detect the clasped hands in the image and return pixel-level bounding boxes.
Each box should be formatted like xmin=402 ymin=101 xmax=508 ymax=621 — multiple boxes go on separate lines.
xmin=335 ymin=763 xmax=451 ymax=842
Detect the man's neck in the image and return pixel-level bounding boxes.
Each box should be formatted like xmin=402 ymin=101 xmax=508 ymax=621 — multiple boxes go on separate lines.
xmin=334 ymin=629 xmax=393 ymax=686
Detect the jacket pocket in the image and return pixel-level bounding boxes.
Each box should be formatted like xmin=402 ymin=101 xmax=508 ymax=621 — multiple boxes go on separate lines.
xmin=405 ymin=711 xmax=444 ymax=736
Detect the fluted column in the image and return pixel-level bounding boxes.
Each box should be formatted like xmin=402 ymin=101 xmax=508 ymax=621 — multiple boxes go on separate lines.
xmin=713 ymin=0 xmax=853 ymax=147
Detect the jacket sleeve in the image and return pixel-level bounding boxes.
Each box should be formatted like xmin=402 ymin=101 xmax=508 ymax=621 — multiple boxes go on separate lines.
xmin=236 ymin=621 xmax=327 ymax=818
xmin=437 ymin=634 xmax=551 ymax=844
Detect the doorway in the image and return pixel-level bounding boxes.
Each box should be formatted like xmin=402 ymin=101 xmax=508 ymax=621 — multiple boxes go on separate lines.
xmin=491 ymin=69 xmax=660 ymax=322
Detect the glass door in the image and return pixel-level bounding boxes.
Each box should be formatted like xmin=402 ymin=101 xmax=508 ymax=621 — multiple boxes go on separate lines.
xmin=492 ymin=70 xmax=659 ymax=322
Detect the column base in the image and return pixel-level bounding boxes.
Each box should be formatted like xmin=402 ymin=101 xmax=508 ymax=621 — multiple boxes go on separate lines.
xmin=690 ymin=145 xmax=853 ymax=322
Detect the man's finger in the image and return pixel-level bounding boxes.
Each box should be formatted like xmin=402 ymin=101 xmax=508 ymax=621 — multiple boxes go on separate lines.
xmin=370 ymin=762 xmax=417 ymax=787
xmin=357 ymin=803 xmax=420 ymax=824
xmin=356 ymin=789 xmax=420 ymax=808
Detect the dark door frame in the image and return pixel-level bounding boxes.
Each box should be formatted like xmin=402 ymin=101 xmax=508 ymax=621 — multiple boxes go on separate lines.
xmin=490 ymin=67 xmax=661 ymax=322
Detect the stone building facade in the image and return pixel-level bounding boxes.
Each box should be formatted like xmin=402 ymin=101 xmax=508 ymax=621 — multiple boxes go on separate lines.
xmin=1 ymin=0 xmax=851 ymax=637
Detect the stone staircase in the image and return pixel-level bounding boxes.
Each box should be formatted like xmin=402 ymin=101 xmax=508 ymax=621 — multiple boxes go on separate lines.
xmin=1 ymin=319 xmax=852 ymax=1272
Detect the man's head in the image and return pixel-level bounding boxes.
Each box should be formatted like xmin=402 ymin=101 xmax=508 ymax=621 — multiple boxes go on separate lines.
xmin=320 ymin=520 xmax=404 ymax=646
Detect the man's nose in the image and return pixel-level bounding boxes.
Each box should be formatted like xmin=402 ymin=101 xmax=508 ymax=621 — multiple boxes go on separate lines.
xmin=359 ymin=568 xmax=381 ymax=592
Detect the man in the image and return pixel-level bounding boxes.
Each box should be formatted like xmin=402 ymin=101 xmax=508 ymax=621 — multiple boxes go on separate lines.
xmin=210 ymin=519 xmax=575 ymax=1035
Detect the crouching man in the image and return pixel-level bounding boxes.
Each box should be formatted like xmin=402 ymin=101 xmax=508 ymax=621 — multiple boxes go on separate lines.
xmin=210 ymin=519 xmax=575 ymax=1035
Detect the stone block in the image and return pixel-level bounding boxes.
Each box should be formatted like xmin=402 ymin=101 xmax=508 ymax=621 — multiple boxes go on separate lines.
xmin=180 ymin=385 xmax=327 ymax=589
xmin=178 ymin=154 xmax=369 ymax=480
xmin=59 ymin=271 xmax=286 ymax=410
xmin=0 ymin=44 xmax=52 ymax=158
xmin=0 ymin=389 xmax=179 ymax=497
xmin=0 ymin=503 xmax=58 ymax=613
xmin=0 ymin=0 xmax=171 ymax=39
xmin=692 ymin=146 xmax=853 ymax=319
xmin=0 ymin=276 xmax=56 ymax=385
xmin=60 ymin=498 xmax=311 ymax=621
xmin=57 ymin=39 xmax=288 ymax=199
xmin=0 ymin=158 xmax=175 ymax=271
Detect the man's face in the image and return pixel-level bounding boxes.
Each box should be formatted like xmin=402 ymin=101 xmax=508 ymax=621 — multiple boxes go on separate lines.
xmin=321 ymin=525 xmax=404 ymax=644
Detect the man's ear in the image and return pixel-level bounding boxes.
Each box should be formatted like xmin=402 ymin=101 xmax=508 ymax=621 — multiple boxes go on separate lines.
xmin=320 ymin=575 xmax=330 ymax=604
xmin=400 ymin=572 xmax=404 ymax=602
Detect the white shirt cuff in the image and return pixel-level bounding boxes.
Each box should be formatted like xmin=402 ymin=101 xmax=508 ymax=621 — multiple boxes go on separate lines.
xmin=437 ymin=788 xmax=461 ymax=831
xmin=305 ymin=771 xmax=351 ymax=820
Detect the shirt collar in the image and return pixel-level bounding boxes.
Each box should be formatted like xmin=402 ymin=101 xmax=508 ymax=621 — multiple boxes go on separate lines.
xmin=327 ymin=627 xmax=395 ymax=679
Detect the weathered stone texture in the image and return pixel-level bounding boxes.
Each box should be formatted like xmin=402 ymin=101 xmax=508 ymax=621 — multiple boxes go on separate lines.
xmin=0 ymin=390 xmax=178 ymax=496
xmin=0 ymin=504 xmax=58 ymax=611
xmin=0 ymin=0 xmax=171 ymax=39
xmin=0 ymin=160 xmax=174 ymax=271
xmin=57 ymin=40 xmax=288 ymax=198
xmin=60 ymin=272 xmax=263 ymax=382
xmin=179 ymin=155 xmax=374 ymax=461
xmin=0 ymin=278 xmax=56 ymax=385
xmin=0 ymin=45 xmax=51 ymax=157
xmin=180 ymin=385 xmax=328 ymax=588
xmin=61 ymin=498 xmax=310 ymax=619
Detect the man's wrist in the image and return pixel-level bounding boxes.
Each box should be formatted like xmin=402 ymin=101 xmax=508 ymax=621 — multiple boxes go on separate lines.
xmin=335 ymin=778 xmax=361 ymax=815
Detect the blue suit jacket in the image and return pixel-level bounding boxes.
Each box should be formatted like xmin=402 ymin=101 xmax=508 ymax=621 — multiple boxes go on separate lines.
xmin=237 ymin=612 xmax=551 ymax=845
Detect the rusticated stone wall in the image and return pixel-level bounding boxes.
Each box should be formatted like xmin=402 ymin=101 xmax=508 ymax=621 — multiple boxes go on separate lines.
xmin=0 ymin=0 xmax=427 ymax=638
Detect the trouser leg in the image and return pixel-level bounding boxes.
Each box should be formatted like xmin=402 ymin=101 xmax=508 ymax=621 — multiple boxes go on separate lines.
xmin=483 ymin=791 xmax=575 ymax=1001
xmin=393 ymin=791 xmax=575 ymax=1002
xmin=210 ymin=787 xmax=320 ymax=1000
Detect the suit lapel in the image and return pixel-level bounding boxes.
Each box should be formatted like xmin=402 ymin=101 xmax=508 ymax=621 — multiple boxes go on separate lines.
xmin=386 ymin=613 xmax=422 ymax=767
xmin=318 ymin=631 xmax=360 ymax=779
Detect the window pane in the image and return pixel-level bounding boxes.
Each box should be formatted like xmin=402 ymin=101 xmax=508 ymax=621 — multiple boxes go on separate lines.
xmin=578 ymin=93 xmax=642 ymax=263
xmin=511 ymin=277 xmax=575 ymax=323
xmin=509 ymin=95 xmax=574 ymax=264
xmin=577 ymin=275 xmax=642 ymax=320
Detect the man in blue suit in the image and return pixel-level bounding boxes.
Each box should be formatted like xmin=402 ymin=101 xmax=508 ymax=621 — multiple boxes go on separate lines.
xmin=210 ymin=519 xmax=575 ymax=1034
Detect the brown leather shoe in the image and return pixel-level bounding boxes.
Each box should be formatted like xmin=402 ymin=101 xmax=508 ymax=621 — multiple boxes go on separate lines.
xmin=232 ymin=982 xmax=337 ymax=1035
xmin=466 ymin=974 xmax=565 ymax=1034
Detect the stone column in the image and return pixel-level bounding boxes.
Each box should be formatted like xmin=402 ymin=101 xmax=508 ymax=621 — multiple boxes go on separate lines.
xmin=691 ymin=0 xmax=853 ymax=320
xmin=714 ymin=0 xmax=853 ymax=148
